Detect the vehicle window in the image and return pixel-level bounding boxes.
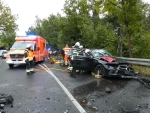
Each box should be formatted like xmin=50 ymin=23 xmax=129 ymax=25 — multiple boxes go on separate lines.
xmin=78 ymin=51 xmax=83 ymax=56
xmin=92 ymin=49 xmax=112 ymax=57
xmin=11 ymin=42 xmax=34 ymax=50
xmin=93 ymin=52 xmax=102 ymax=57
xmin=103 ymin=50 xmax=112 ymax=56
xmin=74 ymin=50 xmax=83 ymax=56
xmin=3 ymin=51 xmax=7 ymax=53
xmin=34 ymin=44 xmax=36 ymax=50
xmin=43 ymin=42 xmax=45 ymax=49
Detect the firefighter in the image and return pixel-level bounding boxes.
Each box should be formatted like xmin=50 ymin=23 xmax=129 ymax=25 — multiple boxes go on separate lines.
xmin=63 ymin=44 xmax=71 ymax=66
xmin=24 ymin=44 xmax=35 ymax=75
xmin=73 ymin=42 xmax=80 ymax=49
xmin=68 ymin=42 xmax=83 ymax=73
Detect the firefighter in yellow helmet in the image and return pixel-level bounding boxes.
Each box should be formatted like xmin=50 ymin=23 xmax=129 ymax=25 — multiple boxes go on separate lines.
xmin=24 ymin=44 xmax=35 ymax=75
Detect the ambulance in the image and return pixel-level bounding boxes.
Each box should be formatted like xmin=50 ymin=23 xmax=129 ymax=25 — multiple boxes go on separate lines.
xmin=6 ymin=35 xmax=49 ymax=68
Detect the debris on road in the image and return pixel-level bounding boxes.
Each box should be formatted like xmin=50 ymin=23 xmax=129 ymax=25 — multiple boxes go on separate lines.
xmin=121 ymin=108 xmax=140 ymax=113
xmin=0 ymin=104 xmax=4 ymax=109
xmin=95 ymin=74 xmax=102 ymax=79
xmin=91 ymin=72 xmax=102 ymax=79
xmin=105 ymin=87 xmax=111 ymax=93
xmin=0 ymin=109 xmax=6 ymax=113
xmin=50 ymin=57 xmax=56 ymax=64
xmin=136 ymin=103 xmax=149 ymax=109
xmin=0 ymin=103 xmax=6 ymax=113
xmin=136 ymin=78 xmax=150 ymax=89
xmin=0 ymin=94 xmax=13 ymax=104
xmin=0 ymin=94 xmax=13 ymax=112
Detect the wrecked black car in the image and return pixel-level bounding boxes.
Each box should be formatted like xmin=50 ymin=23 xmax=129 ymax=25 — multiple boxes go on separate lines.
xmin=67 ymin=48 xmax=136 ymax=78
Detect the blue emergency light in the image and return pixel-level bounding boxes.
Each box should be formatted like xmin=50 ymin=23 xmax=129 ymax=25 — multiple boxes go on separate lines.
xmin=26 ymin=32 xmax=37 ymax=36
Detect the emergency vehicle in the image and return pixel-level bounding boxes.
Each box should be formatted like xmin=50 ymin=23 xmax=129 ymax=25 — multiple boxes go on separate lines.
xmin=6 ymin=35 xmax=49 ymax=68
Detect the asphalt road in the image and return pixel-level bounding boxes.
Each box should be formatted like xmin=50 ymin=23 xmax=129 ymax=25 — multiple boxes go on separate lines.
xmin=0 ymin=58 xmax=150 ymax=113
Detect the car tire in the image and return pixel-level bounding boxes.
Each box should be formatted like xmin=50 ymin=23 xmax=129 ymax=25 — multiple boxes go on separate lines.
xmin=94 ymin=64 xmax=105 ymax=77
xmin=9 ymin=64 xmax=14 ymax=68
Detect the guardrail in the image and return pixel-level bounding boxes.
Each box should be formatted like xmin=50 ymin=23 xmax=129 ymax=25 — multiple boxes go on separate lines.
xmin=115 ymin=57 xmax=150 ymax=66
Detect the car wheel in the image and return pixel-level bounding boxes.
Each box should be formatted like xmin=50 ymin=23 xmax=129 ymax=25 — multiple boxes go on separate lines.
xmin=94 ymin=64 xmax=105 ymax=77
xmin=9 ymin=64 xmax=14 ymax=68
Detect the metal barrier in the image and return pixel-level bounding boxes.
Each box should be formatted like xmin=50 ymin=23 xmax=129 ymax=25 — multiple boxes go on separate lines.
xmin=115 ymin=57 xmax=150 ymax=66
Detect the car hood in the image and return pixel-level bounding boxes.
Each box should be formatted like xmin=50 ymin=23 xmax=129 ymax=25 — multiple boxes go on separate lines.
xmin=8 ymin=50 xmax=25 ymax=54
xmin=100 ymin=56 xmax=116 ymax=63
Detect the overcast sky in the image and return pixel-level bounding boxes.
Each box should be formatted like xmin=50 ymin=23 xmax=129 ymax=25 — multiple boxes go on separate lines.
xmin=4 ymin=0 xmax=150 ymax=36
xmin=4 ymin=0 xmax=66 ymax=35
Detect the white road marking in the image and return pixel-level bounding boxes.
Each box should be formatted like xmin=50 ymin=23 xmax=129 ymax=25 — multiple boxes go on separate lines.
xmin=39 ymin=64 xmax=86 ymax=113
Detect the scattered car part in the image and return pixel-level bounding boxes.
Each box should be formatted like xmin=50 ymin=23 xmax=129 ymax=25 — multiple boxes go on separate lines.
xmin=105 ymin=87 xmax=111 ymax=93
xmin=0 ymin=94 xmax=14 ymax=104
xmin=0 ymin=104 xmax=4 ymax=109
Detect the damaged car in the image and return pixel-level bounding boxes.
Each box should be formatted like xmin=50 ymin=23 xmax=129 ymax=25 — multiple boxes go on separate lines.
xmin=67 ymin=48 xmax=136 ymax=78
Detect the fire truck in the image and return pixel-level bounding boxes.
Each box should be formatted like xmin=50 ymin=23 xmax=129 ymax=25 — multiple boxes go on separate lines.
xmin=6 ymin=35 xmax=49 ymax=68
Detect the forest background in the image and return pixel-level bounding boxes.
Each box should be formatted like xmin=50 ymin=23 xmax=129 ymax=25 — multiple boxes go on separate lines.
xmin=1 ymin=0 xmax=150 ymax=58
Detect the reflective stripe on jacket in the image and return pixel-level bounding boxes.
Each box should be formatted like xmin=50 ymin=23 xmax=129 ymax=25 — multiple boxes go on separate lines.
xmin=63 ymin=47 xmax=71 ymax=55
xmin=72 ymin=50 xmax=79 ymax=56
xmin=24 ymin=49 xmax=34 ymax=61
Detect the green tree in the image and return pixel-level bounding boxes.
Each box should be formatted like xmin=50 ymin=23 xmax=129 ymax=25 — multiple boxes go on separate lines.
xmin=0 ymin=0 xmax=18 ymax=33
xmin=0 ymin=0 xmax=18 ymax=48
xmin=102 ymin=0 xmax=146 ymax=57
xmin=0 ymin=32 xmax=16 ymax=48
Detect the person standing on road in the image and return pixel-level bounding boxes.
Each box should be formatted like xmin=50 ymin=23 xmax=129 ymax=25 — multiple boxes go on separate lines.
xmin=63 ymin=44 xmax=71 ymax=65
xmin=68 ymin=42 xmax=83 ymax=73
xmin=24 ymin=44 xmax=35 ymax=75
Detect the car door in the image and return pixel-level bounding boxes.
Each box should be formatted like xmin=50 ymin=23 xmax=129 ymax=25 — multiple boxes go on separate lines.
xmin=70 ymin=50 xmax=86 ymax=68
xmin=73 ymin=54 xmax=93 ymax=71
xmin=75 ymin=55 xmax=87 ymax=68
xmin=83 ymin=57 xmax=95 ymax=71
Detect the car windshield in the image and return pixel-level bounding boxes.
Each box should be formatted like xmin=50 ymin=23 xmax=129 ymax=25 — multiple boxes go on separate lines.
xmin=11 ymin=42 xmax=34 ymax=50
xmin=92 ymin=49 xmax=112 ymax=57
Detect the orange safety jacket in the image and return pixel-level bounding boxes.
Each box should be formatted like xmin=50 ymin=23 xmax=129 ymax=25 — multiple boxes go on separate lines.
xmin=24 ymin=49 xmax=34 ymax=61
xmin=63 ymin=47 xmax=71 ymax=55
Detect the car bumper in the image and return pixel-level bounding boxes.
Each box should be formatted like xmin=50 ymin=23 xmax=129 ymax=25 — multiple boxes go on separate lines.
xmin=107 ymin=69 xmax=135 ymax=77
xmin=6 ymin=60 xmax=26 ymax=64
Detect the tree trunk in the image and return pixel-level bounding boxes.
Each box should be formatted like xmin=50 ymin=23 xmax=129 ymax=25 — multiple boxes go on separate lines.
xmin=126 ymin=30 xmax=132 ymax=58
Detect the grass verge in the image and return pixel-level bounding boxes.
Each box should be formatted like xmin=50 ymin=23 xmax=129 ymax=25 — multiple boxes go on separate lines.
xmin=132 ymin=64 xmax=150 ymax=77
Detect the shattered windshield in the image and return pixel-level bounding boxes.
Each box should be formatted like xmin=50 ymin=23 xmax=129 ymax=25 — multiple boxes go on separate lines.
xmin=11 ymin=42 xmax=34 ymax=50
xmin=92 ymin=49 xmax=112 ymax=57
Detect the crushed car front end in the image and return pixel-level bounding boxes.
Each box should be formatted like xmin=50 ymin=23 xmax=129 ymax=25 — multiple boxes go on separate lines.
xmin=101 ymin=61 xmax=136 ymax=78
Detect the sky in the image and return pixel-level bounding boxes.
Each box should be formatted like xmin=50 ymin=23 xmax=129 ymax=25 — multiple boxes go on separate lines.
xmin=4 ymin=0 xmax=150 ymax=36
xmin=4 ymin=0 xmax=66 ymax=35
